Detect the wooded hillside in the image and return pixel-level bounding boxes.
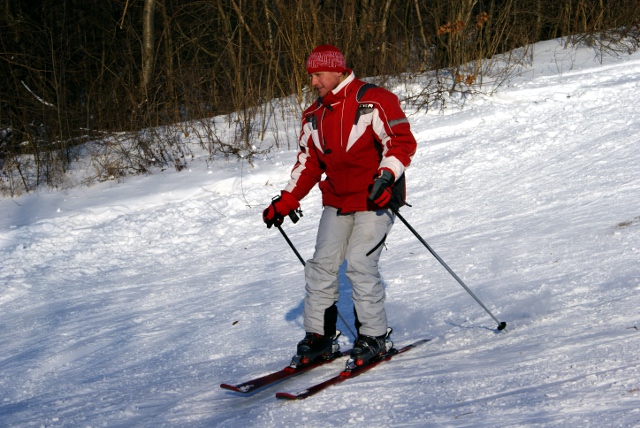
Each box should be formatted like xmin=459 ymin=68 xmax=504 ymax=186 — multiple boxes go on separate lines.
xmin=1 ymin=0 xmax=638 ymax=194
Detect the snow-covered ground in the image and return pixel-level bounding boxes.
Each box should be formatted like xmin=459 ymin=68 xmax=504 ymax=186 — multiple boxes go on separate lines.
xmin=1 ymin=39 xmax=639 ymax=427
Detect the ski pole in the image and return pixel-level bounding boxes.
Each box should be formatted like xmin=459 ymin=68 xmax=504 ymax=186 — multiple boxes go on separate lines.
xmin=275 ymin=220 xmax=358 ymax=340
xmin=391 ymin=207 xmax=507 ymax=331
xmin=276 ymin=223 xmax=305 ymax=266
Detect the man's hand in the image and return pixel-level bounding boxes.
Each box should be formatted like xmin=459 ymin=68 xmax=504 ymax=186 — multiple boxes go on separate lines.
xmin=263 ymin=191 xmax=300 ymax=228
xmin=368 ymin=168 xmax=395 ymax=207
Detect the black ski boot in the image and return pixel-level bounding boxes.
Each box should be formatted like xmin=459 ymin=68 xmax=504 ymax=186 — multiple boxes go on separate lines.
xmin=291 ymin=331 xmax=341 ymax=366
xmin=347 ymin=328 xmax=393 ymax=369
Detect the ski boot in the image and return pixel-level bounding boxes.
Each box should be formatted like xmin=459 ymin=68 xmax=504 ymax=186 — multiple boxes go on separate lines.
xmin=345 ymin=327 xmax=393 ymax=370
xmin=290 ymin=331 xmax=341 ymax=367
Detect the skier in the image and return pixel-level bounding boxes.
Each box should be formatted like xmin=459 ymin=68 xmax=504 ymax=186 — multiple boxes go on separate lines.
xmin=263 ymin=44 xmax=417 ymax=366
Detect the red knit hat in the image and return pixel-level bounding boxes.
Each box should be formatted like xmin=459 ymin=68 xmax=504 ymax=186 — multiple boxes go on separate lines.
xmin=306 ymin=45 xmax=347 ymax=74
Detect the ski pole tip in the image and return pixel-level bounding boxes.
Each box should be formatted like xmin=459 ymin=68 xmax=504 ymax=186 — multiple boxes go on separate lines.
xmin=497 ymin=321 xmax=507 ymax=331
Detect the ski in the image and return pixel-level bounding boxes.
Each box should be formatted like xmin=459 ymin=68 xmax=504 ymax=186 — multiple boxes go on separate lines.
xmin=275 ymin=338 xmax=430 ymax=400
xmin=220 ymin=349 xmax=349 ymax=394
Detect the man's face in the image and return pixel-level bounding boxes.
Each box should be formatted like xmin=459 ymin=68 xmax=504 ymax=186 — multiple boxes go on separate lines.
xmin=309 ymin=71 xmax=344 ymax=98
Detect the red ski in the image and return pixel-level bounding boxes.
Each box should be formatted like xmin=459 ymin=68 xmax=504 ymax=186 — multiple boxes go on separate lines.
xmin=220 ymin=350 xmax=349 ymax=394
xmin=275 ymin=339 xmax=429 ymax=400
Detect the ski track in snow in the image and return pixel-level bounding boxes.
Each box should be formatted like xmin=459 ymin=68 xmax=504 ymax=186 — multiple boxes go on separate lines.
xmin=1 ymin=40 xmax=639 ymax=427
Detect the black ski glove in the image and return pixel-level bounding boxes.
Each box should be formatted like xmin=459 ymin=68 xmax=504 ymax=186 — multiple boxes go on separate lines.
xmin=368 ymin=168 xmax=395 ymax=207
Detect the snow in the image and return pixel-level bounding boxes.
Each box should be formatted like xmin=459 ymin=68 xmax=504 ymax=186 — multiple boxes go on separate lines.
xmin=1 ymin=39 xmax=639 ymax=427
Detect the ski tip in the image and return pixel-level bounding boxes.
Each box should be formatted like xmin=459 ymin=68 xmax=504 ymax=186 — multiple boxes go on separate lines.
xmin=220 ymin=383 xmax=238 ymax=391
xmin=275 ymin=392 xmax=302 ymax=400
xmin=220 ymin=383 xmax=251 ymax=393
xmin=220 ymin=383 xmax=241 ymax=392
xmin=409 ymin=338 xmax=431 ymax=347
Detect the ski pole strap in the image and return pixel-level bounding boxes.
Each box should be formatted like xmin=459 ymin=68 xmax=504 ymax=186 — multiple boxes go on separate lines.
xmin=288 ymin=208 xmax=301 ymax=224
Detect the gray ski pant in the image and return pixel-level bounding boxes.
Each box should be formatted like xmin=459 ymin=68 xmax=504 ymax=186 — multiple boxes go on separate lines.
xmin=303 ymin=206 xmax=394 ymax=337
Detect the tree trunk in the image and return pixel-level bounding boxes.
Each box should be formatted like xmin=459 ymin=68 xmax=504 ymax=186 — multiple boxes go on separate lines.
xmin=142 ymin=0 xmax=156 ymax=93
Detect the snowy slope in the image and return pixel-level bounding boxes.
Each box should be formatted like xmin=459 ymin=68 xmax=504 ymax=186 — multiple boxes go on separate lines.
xmin=1 ymin=39 xmax=639 ymax=427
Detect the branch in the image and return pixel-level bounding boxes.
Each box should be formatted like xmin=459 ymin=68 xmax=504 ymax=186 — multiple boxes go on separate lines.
xmin=21 ymin=81 xmax=56 ymax=109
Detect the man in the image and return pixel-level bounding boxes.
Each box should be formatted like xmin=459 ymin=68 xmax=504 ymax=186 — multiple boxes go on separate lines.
xmin=263 ymin=44 xmax=417 ymax=366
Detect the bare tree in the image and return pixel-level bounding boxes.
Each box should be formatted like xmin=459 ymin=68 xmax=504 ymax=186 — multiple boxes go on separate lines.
xmin=142 ymin=0 xmax=157 ymax=93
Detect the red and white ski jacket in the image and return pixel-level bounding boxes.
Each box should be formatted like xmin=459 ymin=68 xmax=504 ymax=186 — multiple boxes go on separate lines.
xmin=284 ymin=72 xmax=417 ymax=213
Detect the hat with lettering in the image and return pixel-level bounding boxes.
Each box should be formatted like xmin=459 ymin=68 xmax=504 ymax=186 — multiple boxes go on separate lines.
xmin=306 ymin=45 xmax=347 ymax=74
